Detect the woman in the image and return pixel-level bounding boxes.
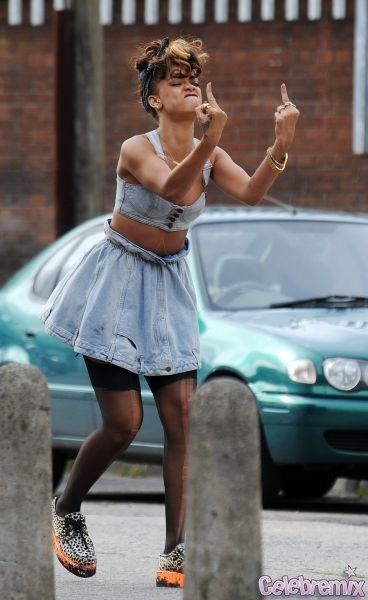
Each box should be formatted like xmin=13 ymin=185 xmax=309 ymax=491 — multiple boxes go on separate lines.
xmin=40 ymin=36 xmax=299 ymax=587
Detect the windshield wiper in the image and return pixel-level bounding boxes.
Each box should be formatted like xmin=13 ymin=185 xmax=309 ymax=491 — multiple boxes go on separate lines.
xmin=269 ymin=295 xmax=368 ymax=309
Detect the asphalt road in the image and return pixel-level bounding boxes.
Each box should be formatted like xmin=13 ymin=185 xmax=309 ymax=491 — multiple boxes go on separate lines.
xmin=54 ymin=468 xmax=368 ymax=600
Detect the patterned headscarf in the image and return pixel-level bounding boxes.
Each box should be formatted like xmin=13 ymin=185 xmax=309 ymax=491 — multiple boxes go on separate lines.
xmin=139 ymin=37 xmax=170 ymax=114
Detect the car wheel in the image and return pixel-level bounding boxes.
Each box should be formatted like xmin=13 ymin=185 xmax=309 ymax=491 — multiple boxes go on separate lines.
xmin=52 ymin=450 xmax=68 ymax=492
xmin=260 ymin=427 xmax=281 ymax=508
xmin=205 ymin=375 xmax=281 ymax=508
xmin=280 ymin=467 xmax=336 ymax=499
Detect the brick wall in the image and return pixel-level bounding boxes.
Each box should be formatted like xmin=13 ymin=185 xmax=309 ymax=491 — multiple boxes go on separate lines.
xmin=0 ymin=1 xmax=55 ymax=284
xmin=0 ymin=0 xmax=363 ymax=284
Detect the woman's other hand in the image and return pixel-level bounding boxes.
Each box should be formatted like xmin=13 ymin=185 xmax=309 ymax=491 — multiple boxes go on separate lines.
xmin=274 ymin=83 xmax=300 ymax=155
xmin=196 ymin=82 xmax=228 ymax=145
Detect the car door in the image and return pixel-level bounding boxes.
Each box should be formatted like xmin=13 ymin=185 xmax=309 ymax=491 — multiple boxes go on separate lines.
xmin=30 ymin=227 xmax=105 ymax=441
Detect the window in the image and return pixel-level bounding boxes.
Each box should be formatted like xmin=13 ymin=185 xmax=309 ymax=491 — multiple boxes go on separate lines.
xmin=56 ymin=230 xmax=104 ymax=284
xmin=193 ymin=220 xmax=368 ymax=310
xmin=33 ymin=227 xmax=104 ymax=301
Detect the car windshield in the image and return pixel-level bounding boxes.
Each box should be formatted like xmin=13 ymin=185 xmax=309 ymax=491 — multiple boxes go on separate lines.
xmin=194 ymin=220 xmax=368 ymax=310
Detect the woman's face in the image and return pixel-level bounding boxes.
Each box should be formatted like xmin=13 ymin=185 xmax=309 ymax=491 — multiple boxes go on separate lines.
xmin=151 ymin=64 xmax=203 ymax=118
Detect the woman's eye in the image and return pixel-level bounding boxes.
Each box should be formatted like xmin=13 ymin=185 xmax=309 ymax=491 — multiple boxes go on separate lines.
xmin=170 ymin=76 xmax=200 ymax=87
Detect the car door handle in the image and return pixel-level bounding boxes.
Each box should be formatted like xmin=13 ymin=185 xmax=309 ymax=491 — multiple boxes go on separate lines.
xmin=25 ymin=330 xmax=36 ymax=338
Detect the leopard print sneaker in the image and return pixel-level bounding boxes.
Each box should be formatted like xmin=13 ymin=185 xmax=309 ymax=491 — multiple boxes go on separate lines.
xmin=156 ymin=542 xmax=185 ymax=587
xmin=51 ymin=496 xmax=97 ymax=578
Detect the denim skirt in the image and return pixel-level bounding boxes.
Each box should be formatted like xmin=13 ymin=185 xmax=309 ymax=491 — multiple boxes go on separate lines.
xmin=39 ymin=218 xmax=201 ymax=376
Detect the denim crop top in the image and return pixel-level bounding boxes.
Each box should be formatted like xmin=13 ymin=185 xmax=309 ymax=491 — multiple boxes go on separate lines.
xmin=114 ymin=128 xmax=212 ymax=232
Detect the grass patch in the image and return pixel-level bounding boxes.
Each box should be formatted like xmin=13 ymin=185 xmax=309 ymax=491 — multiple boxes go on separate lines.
xmin=356 ymin=485 xmax=368 ymax=498
xmin=66 ymin=458 xmax=74 ymax=469
xmin=117 ymin=464 xmax=149 ymax=477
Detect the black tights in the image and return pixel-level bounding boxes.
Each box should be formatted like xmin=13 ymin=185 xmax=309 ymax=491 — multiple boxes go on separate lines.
xmin=56 ymin=355 xmax=197 ymax=554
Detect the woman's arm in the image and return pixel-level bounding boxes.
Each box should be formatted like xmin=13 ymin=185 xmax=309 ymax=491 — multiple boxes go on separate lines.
xmin=120 ymin=133 xmax=217 ymax=204
xmin=211 ymin=83 xmax=300 ymax=206
xmin=120 ymin=82 xmax=227 ymax=205
xmin=210 ymin=140 xmax=288 ymax=206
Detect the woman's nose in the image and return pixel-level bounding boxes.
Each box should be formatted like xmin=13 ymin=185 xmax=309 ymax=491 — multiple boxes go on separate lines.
xmin=185 ymin=82 xmax=196 ymax=91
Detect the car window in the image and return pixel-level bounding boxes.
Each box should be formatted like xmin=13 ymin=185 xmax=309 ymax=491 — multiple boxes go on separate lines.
xmin=33 ymin=236 xmax=80 ymax=300
xmin=33 ymin=227 xmax=104 ymax=301
xmin=193 ymin=220 xmax=368 ymax=310
xmin=56 ymin=230 xmax=104 ymax=284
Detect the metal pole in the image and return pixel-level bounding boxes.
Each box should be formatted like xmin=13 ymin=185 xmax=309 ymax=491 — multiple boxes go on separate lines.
xmin=72 ymin=0 xmax=105 ymax=224
xmin=54 ymin=0 xmax=105 ymax=236
xmin=54 ymin=7 xmax=75 ymax=236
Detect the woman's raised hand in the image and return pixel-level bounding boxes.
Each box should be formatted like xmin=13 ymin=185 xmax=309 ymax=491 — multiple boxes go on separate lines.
xmin=274 ymin=83 xmax=300 ymax=153
xmin=196 ymin=82 xmax=228 ymax=145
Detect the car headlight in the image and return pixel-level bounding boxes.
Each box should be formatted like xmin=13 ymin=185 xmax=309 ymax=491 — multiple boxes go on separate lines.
xmin=287 ymin=359 xmax=317 ymax=384
xmin=323 ymin=358 xmax=361 ymax=391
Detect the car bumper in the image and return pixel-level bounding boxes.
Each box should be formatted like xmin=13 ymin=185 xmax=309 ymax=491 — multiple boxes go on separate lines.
xmin=258 ymin=392 xmax=368 ymax=465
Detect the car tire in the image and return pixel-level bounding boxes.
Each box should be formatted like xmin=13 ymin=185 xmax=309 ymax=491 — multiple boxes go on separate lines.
xmin=205 ymin=375 xmax=281 ymax=508
xmin=280 ymin=467 xmax=337 ymax=499
xmin=52 ymin=450 xmax=68 ymax=492
xmin=260 ymin=427 xmax=281 ymax=508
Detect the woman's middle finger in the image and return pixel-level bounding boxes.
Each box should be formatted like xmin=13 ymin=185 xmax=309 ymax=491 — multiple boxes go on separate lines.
xmin=206 ymin=82 xmax=221 ymax=109
xmin=276 ymin=104 xmax=287 ymax=113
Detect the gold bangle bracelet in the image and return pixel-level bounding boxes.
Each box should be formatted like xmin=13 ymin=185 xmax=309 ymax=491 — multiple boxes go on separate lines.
xmin=267 ymin=147 xmax=288 ymax=168
xmin=266 ymin=147 xmax=288 ymax=172
xmin=268 ymin=150 xmax=286 ymax=168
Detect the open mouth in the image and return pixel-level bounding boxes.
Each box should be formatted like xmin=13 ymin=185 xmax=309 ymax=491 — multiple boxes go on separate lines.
xmin=184 ymin=94 xmax=198 ymax=98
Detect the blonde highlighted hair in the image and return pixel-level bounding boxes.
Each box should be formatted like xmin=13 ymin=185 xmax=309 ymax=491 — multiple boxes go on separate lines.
xmin=131 ymin=36 xmax=209 ymax=118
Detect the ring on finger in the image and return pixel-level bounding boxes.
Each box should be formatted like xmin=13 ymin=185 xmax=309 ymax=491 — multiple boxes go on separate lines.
xmin=283 ymin=101 xmax=297 ymax=108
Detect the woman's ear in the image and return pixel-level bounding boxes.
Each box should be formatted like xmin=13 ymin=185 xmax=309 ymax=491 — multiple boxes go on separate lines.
xmin=148 ymin=95 xmax=162 ymax=110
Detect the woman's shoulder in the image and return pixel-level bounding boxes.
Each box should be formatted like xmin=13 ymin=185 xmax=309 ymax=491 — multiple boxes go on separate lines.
xmin=117 ymin=129 xmax=165 ymax=183
xmin=119 ymin=131 xmax=158 ymax=158
xmin=120 ymin=131 xmax=155 ymax=147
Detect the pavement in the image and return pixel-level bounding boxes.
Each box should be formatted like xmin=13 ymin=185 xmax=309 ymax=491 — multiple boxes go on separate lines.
xmin=54 ymin=466 xmax=368 ymax=600
xmin=54 ymin=465 xmax=180 ymax=600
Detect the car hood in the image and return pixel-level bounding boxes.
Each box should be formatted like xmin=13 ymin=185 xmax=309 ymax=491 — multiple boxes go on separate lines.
xmin=220 ymin=307 xmax=368 ymax=358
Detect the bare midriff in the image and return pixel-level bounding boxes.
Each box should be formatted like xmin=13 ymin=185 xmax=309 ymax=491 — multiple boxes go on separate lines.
xmin=110 ymin=210 xmax=188 ymax=257
xmin=110 ymin=162 xmax=206 ymax=256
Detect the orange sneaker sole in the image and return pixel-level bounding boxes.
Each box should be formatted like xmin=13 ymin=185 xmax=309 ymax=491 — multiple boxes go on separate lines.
xmin=51 ymin=530 xmax=96 ymax=578
xmin=156 ymin=569 xmax=185 ymax=588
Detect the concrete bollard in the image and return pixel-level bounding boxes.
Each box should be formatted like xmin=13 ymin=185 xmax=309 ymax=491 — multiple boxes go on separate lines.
xmin=0 ymin=363 xmax=55 ymax=599
xmin=184 ymin=377 xmax=262 ymax=600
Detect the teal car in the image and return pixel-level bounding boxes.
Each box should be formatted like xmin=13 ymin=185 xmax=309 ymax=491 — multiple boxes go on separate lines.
xmin=1 ymin=205 xmax=368 ymax=505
